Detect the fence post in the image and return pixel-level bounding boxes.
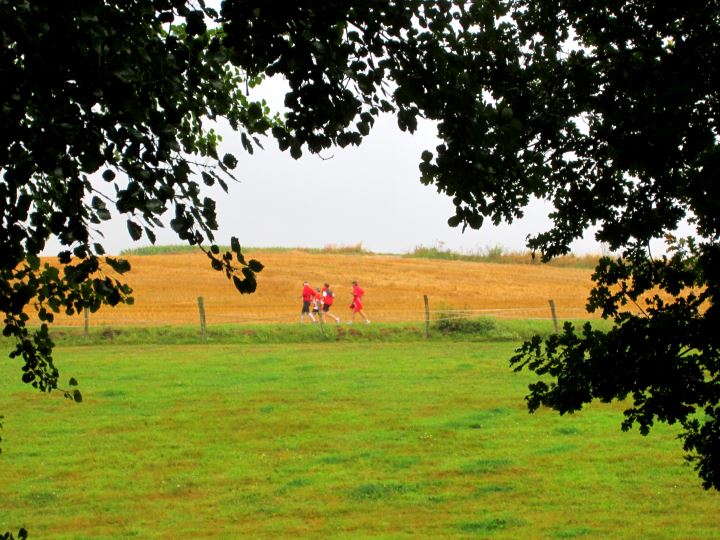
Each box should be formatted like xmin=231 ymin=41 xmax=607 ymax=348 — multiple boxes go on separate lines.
xmin=84 ymin=308 xmax=89 ymax=338
xmin=424 ymin=294 xmax=430 ymax=338
xmin=317 ymin=309 xmax=327 ymax=337
xmin=548 ymin=299 xmax=559 ymax=333
xmin=197 ymin=296 xmax=207 ymax=340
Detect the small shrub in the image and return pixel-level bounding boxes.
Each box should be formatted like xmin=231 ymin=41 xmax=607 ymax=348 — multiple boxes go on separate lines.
xmin=320 ymin=242 xmax=369 ymax=255
xmin=100 ymin=327 xmax=118 ymax=341
xmin=434 ymin=308 xmax=496 ymax=335
xmin=408 ymin=245 xmax=460 ymax=260
xmin=482 ymin=245 xmax=505 ymax=261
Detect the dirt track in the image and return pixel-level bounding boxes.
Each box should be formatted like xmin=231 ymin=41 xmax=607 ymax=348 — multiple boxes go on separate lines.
xmin=37 ymin=250 xmax=598 ymax=327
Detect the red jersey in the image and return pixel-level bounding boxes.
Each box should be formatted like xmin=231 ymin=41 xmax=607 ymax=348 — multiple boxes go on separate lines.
xmin=302 ymin=284 xmax=314 ymax=302
xmin=322 ymin=287 xmax=334 ymax=306
xmin=351 ymin=284 xmax=364 ymax=312
xmin=352 ymin=284 xmax=364 ymax=301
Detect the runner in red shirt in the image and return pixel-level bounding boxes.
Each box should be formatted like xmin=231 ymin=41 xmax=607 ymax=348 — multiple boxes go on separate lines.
xmin=320 ymin=283 xmax=341 ymax=323
xmin=349 ymin=280 xmax=370 ymax=324
xmin=301 ymin=281 xmax=316 ymax=323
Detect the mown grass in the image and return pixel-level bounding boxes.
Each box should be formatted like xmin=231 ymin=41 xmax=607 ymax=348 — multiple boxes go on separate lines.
xmin=25 ymin=318 xmax=614 ymax=348
xmin=1 ymin=339 xmax=718 ymax=538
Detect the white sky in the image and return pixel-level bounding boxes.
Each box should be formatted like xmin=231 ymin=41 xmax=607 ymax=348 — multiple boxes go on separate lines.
xmin=202 ymin=112 xmax=584 ymax=256
xmin=41 ymin=75 xmax=699 ymax=258
xmin=61 ymin=77 xmax=607 ymax=257
xmin=82 ymin=118 xmax=603 ymax=256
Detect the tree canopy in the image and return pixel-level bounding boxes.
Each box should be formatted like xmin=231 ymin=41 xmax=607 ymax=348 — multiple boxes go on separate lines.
xmin=1 ymin=0 xmax=718 ymax=491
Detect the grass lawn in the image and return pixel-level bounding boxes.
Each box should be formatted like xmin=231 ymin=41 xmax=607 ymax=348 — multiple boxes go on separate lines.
xmin=1 ymin=340 xmax=718 ymax=538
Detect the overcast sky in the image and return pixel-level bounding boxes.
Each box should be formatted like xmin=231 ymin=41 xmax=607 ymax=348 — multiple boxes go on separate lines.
xmin=83 ymin=117 xmax=603 ymax=256
xmin=202 ymin=112 xmax=579 ymax=255
xmin=60 ymin=76 xmax=610 ymax=258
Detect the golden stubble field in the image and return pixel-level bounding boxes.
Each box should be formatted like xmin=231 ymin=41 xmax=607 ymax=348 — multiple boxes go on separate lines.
xmin=39 ymin=250 xmax=600 ymax=327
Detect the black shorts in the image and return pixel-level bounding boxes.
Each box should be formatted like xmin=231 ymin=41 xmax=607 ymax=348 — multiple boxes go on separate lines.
xmin=322 ymin=304 xmax=331 ymax=312
xmin=301 ymin=300 xmax=311 ymax=313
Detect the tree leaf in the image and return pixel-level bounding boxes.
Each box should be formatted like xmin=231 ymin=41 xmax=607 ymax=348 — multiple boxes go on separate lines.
xmin=105 ymin=257 xmax=131 ymax=275
xmin=222 ymin=153 xmax=238 ymax=169
xmin=127 ymin=220 xmax=143 ymax=240
xmin=247 ymin=259 xmax=264 ymax=272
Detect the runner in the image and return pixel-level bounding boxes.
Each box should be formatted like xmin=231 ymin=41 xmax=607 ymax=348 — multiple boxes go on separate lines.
xmin=349 ymin=280 xmax=371 ymax=324
xmin=301 ymin=281 xmax=316 ymax=323
xmin=320 ymin=283 xmax=341 ymax=323
xmin=312 ymin=287 xmax=322 ymax=321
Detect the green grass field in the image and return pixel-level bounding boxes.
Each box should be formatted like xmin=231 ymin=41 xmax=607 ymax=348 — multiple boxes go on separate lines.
xmin=1 ymin=336 xmax=719 ymax=538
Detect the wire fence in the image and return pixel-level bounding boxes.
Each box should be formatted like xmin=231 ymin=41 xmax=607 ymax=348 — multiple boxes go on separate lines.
xmin=37 ymin=300 xmax=599 ymax=330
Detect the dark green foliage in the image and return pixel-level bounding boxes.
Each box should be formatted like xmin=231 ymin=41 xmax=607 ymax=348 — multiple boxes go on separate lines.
xmin=511 ymin=236 xmax=720 ymax=489
xmin=0 ymin=529 xmax=27 ymax=540
xmin=1 ymin=2 xmax=267 ymax=401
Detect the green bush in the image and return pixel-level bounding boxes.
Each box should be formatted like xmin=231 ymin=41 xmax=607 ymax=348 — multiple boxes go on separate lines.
xmin=434 ymin=309 xmax=497 ymax=335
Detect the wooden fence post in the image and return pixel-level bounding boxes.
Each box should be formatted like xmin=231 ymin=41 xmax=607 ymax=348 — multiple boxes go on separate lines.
xmin=197 ymin=296 xmax=207 ymax=340
xmin=424 ymin=294 xmax=430 ymax=338
xmin=548 ymin=299 xmax=559 ymax=333
xmin=317 ymin=309 xmax=327 ymax=337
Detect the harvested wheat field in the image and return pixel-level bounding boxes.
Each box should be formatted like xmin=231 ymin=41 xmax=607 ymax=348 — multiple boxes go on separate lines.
xmin=39 ymin=250 xmax=603 ymax=327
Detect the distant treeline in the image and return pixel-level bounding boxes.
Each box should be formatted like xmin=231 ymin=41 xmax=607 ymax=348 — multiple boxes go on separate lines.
xmin=119 ymin=243 xmax=604 ymax=269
